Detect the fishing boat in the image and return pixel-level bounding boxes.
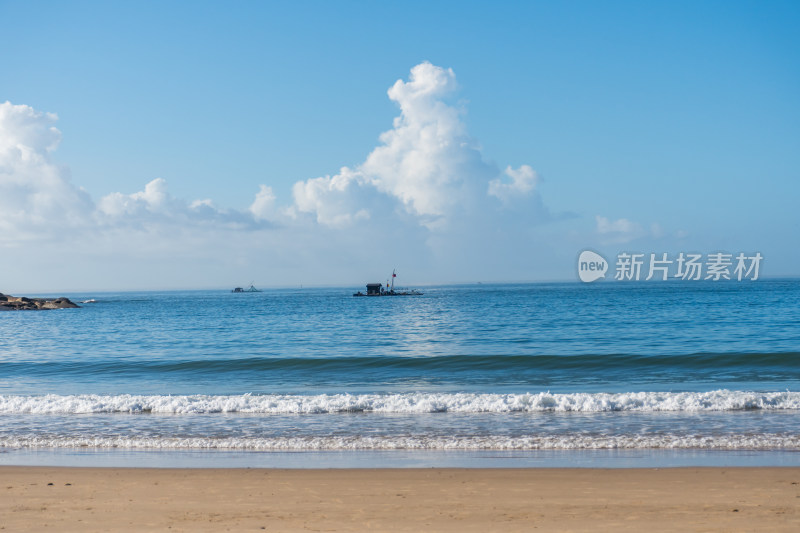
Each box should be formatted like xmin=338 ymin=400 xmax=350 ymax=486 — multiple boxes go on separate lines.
xmin=232 ymin=283 xmax=262 ymax=293
xmin=353 ymin=270 xmax=423 ymax=296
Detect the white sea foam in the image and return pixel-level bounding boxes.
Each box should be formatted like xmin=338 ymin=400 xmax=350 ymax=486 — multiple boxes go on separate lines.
xmin=2 ymin=434 xmax=799 ymax=451
xmin=1 ymin=390 xmax=799 ymax=415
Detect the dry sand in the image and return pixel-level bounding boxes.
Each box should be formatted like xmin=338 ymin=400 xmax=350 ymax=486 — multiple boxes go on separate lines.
xmin=1 ymin=467 xmax=799 ymax=532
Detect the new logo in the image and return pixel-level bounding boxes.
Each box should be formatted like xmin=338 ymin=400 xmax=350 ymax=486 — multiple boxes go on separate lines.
xmin=577 ymin=250 xmax=608 ymax=283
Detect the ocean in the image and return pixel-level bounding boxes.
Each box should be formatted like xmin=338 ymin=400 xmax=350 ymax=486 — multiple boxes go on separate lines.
xmin=1 ymin=280 xmax=799 ymax=468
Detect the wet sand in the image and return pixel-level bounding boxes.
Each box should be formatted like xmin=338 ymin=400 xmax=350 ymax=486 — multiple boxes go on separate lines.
xmin=1 ymin=467 xmax=799 ymax=531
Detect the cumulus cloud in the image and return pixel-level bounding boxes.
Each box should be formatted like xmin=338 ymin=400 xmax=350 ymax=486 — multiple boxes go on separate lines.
xmin=361 ymin=62 xmax=491 ymax=221
xmin=291 ymin=166 xmax=372 ymax=227
xmin=0 ymin=101 xmax=93 ymax=243
xmin=249 ymin=185 xmax=277 ymax=221
xmin=0 ymin=103 xmax=60 ymax=153
xmin=288 ymin=62 xmax=539 ymax=229
xmin=98 ymin=178 xmax=171 ymax=217
xmin=0 ymin=100 xmax=264 ymax=246
xmin=96 ymin=178 xmax=260 ymax=230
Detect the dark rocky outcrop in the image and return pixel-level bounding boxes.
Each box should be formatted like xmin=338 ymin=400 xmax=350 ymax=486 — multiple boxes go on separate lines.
xmin=0 ymin=293 xmax=80 ymax=310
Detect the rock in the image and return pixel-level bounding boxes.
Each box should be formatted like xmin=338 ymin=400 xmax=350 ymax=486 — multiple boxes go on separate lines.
xmin=38 ymin=297 xmax=80 ymax=310
xmin=0 ymin=293 xmax=80 ymax=311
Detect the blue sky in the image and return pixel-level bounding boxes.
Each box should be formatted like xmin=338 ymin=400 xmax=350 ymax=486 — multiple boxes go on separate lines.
xmin=1 ymin=0 xmax=798 ymax=291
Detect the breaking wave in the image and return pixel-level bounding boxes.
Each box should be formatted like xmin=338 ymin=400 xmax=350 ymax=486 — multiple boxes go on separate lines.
xmin=1 ymin=390 xmax=799 ymax=415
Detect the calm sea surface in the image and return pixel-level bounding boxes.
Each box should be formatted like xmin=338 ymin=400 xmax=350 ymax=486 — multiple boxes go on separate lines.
xmin=1 ymin=280 xmax=799 ymax=467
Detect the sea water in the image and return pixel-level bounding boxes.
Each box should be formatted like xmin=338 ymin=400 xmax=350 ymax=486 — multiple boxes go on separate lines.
xmin=1 ymin=280 xmax=799 ymax=467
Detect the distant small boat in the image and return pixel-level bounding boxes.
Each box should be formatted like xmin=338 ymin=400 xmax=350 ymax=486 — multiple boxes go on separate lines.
xmin=232 ymin=284 xmax=262 ymax=293
xmin=80 ymin=299 xmax=97 ymax=304
xmin=353 ymin=270 xmax=423 ymax=297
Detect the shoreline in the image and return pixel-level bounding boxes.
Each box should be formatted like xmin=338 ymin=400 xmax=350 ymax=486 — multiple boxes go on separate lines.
xmin=4 ymin=447 xmax=800 ymax=469
xmin=2 ymin=466 xmax=799 ymax=531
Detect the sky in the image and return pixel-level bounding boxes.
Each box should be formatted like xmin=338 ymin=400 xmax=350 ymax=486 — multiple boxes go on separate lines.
xmin=1 ymin=0 xmax=798 ymax=292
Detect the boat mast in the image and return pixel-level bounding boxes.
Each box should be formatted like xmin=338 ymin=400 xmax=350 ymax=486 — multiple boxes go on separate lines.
xmin=391 ymin=269 xmax=396 ymax=291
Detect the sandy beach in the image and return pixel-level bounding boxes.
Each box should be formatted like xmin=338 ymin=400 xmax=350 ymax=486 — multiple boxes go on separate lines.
xmin=0 ymin=467 xmax=798 ymax=531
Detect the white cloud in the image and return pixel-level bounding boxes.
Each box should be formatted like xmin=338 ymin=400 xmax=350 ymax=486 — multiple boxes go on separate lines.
xmin=488 ymin=165 xmax=539 ymax=203
xmin=0 ymin=101 xmax=93 ymax=244
xmin=289 ymin=62 xmax=538 ymax=229
xmin=190 ymin=198 xmax=214 ymax=209
xmin=596 ymin=215 xmax=640 ymax=235
xmin=98 ymin=178 xmax=171 ymax=217
xmin=96 ymin=178 xmax=262 ymax=231
xmin=0 ymin=100 xmax=61 ymax=154
xmin=596 ymin=215 xmax=670 ymax=245
xmin=0 ymin=100 xmax=264 ymax=248
xmin=249 ymin=185 xmax=277 ymax=221
xmin=361 ymin=62 xmax=491 ymax=221
xmin=595 ymin=215 xmax=644 ymax=244
xmin=291 ymin=166 xmax=372 ymax=227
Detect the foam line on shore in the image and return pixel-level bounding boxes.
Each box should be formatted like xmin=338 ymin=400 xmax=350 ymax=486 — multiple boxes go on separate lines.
xmin=3 ymin=433 xmax=800 ymax=450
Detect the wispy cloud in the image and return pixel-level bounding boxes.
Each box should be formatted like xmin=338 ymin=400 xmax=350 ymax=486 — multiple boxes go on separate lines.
xmin=595 ymin=215 xmax=673 ymax=245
